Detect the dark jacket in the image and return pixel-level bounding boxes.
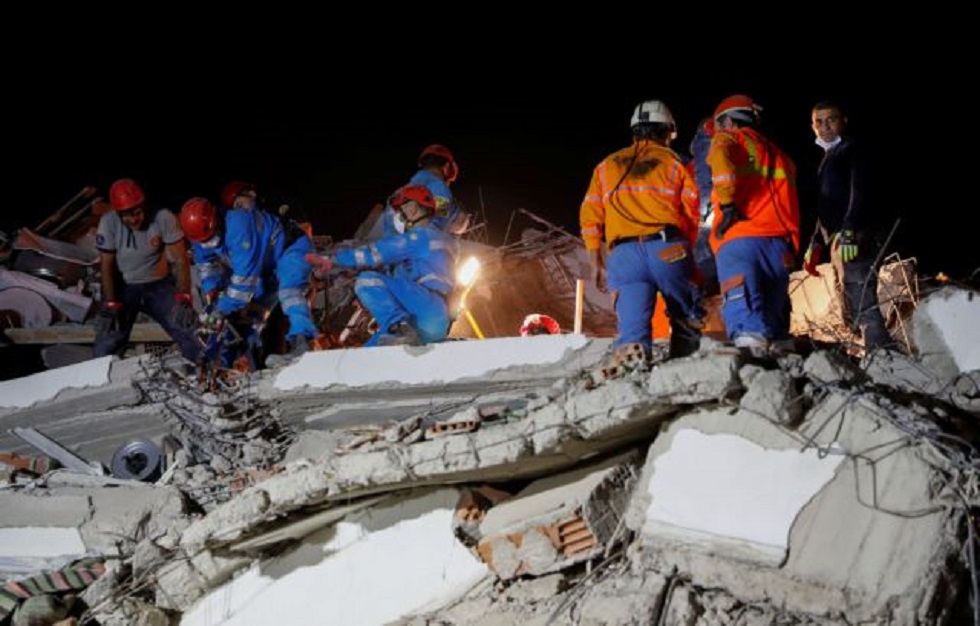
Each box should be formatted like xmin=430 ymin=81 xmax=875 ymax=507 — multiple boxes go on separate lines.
xmin=813 ymin=135 xmax=882 ymax=244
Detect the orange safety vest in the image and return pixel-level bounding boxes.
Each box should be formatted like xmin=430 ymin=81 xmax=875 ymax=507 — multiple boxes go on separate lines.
xmin=706 ymin=128 xmax=800 ymax=254
xmin=580 ymin=140 xmax=700 ymax=251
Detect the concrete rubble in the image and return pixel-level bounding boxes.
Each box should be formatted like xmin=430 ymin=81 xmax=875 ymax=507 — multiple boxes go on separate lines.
xmin=0 ymin=284 xmax=977 ymax=625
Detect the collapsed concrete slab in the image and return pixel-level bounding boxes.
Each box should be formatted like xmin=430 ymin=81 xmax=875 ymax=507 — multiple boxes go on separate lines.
xmin=625 ymin=387 xmax=963 ymax=624
xmin=180 ymin=488 xmax=487 ymax=625
xmin=0 ymin=356 xmax=157 ymax=461
xmin=256 ymin=335 xmax=613 ymax=428
xmin=0 ymin=471 xmax=187 ymax=557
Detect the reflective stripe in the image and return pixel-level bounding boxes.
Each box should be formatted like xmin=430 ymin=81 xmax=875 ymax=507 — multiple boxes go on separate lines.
xmin=604 ymin=184 xmax=678 ymax=199
xmin=231 ymin=275 xmax=260 ymax=287
xmin=353 ymin=246 xmax=383 ymax=266
xmin=713 ymin=173 xmax=736 ymax=184
xmin=281 ymin=294 xmax=305 ymax=309
xmin=279 ymin=287 xmax=305 ymax=309
xmin=581 ymin=225 xmax=602 ymax=236
xmin=583 ymin=193 xmax=602 ymax=204
xmin=429 ymin=240 xmax=454 ymax=251
xmin=225 ymin=287 xmax=253 ymax=303
xmin=418 ymin=273 xmax=454 ymax=293
xmin=355 ymin=275 xmax=385 ymax=289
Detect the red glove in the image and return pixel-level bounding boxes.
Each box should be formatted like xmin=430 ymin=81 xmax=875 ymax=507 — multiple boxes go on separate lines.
xmin=305 ymin=253 xmax=335 ymax=276
xmin=803 ymin=242 xmax=823 ymax=277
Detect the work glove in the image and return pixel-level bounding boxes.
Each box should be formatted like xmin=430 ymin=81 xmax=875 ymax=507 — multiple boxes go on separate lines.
xmin=95 ymin=301 xmax=123 ymax=335
xmin=204 ymin=289 xmax=220 ymax=307
xmin=803 ymin=242 xmax=823 ymax=277
xmin=199 ymin=309 xmax=224 ymax=336
xmin=172 ymin=293 xmax=196 ymax=329
xmin=304 ymin=253 xmax=335 ymax=279
xmin=835 ymin=230 xmax=859 ymax=263
xmin=714 ymin=203 xmax=742 ymax=239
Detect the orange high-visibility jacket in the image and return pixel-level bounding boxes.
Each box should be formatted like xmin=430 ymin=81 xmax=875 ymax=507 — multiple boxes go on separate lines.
xmin=706 ymin=127 xmax=800 ymax=254
xmin=580 ymin=140 xmax=700 ymax=252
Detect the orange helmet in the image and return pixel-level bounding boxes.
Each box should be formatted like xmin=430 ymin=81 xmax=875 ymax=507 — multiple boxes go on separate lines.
xmin=520 ymin=313 xmax=561 ymax=336
xmin=179 ymin=197 xmax=219 ymax=242
xmin=714 ymin=94 xmax=762 ymax=124
xmin=418 ymin=144 xmax=459 ymax=183
xmin=109 ymin=178 xmax=145 ymax=212
xmin=220 ymin=181 xmax=255 ymax=208
xmin=389 ymin=184 xmax=436 ymax=212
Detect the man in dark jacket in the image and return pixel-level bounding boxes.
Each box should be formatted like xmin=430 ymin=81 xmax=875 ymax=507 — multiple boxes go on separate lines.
xmin=803 ymin=101 xmax=895 ymax=351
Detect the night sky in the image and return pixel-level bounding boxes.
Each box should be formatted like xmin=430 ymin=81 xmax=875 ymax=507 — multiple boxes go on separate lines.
xmin=5 ymin=49 xmax=972 ymax=281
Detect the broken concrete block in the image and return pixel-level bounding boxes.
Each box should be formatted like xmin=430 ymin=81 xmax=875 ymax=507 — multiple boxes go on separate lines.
xmin=152 ymin=558 xmax=208 ymax=612
xmin=647 ymin=351 xmax=742 ymax=403
xmin=911 ymin=286 xmax=980 ymax=377
xmin=179 ymin=490 xmax=271 ymax=551
xmin=803 ymin=349 xmax=864 ymax=385
xmin=739 ymin=368 xmax=803 ymax=426
xmin=476 ymin=454 xmax=637 ymax=580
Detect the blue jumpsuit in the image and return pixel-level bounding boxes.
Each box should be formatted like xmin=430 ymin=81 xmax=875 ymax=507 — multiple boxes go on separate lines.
xmin=191 ymin=209 xmax=317 ymax=351
xmin=334 ymin=223 xmax=459 ymax=346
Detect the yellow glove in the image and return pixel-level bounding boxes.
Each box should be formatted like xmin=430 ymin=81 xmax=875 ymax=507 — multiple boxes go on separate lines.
xmin=834 ymin=230 xmax=859 ymax=263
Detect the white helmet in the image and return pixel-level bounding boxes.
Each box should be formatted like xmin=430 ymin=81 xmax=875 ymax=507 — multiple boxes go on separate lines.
xmin=630 ymin=100 xmax=677 ymax=139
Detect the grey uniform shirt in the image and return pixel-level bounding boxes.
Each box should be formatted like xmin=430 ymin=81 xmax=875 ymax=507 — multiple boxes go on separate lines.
xmin=95 ymin=208 xmax=183 ymax=284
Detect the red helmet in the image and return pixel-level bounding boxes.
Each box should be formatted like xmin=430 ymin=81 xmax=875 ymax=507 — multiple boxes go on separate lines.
xmin=220 ymin=181 xmax=255 ymax=208
xmin=109 ymin=178 xmax=145 ymax=212
xmin=389 ymin=184 xmax=436 ymax=212
xmin=713 ymin=95 xmax=762 ymax=123
xmin=520 ymin=313 xmax=561 ymax=336
xmin=418 ymin=144 xmax=459 ymax=183
xmin=179 ymin=197 xmax=219 ymax=242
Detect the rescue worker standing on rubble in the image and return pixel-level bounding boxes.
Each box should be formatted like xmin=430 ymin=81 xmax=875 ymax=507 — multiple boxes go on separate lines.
xmin=306 ymin=184 xmax=459 ymax=347
xmin=579 ymin=100 xmax=704 ymax=359
xmin=707 ymin=95 xmax=801 ymax=354
xmin=688 ymin=117 xmax=720 ymax=296
xmin=179 ymin=184 xmax=318 ymax=367
xmin=803 ymin=100 xmax=894 ymax=351
xmin=93 ymin=178 xmax=200 ymax=361
xmin=382 ymin=144 xmax=469 ymax=237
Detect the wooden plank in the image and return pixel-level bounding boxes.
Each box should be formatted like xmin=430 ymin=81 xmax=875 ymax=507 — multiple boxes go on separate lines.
xmin=4 ymin=323 xmax=172 ymax=345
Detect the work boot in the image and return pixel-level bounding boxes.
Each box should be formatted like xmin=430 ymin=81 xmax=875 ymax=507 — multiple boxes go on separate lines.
xmin=377 ymin=321 xmax=420 ymax=347
xmin=733 ymin=333 xmax=770 ymax=358
xmin=265 ymin=336 xmax=310 ymax=368
xmin=668 ymin=320 xmax=703 ymax=359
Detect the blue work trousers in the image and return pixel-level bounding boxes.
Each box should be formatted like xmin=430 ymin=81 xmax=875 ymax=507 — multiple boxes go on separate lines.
xmin=276 ymin=236 xmax=318 ymax=341
xmin=354 ymin=271 xmax=450 ymax=346
xmin=715 ymin=236 xmax=793 ymax=342
xmin=606 ymin=238 xmax=704 ymax=351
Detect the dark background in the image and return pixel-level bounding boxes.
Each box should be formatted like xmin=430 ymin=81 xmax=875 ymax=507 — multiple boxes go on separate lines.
xmin=4 ymin=46 xmax=972 ymax=282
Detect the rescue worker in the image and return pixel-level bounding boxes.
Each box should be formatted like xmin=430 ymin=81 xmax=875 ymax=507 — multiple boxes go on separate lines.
xmin=381 ymin=144 xmax=469 ymax=237
xmin=579 ymin=100 xmax=704 ymax=359
xmin=179 ymin=189 xmax=318 ymax=367
xmin=687 ymin=117 xmax=719 ymax=295
xmin=93 ymin=178 xmax=200 ymax=361
xmin=804 ymin=100 xmax=894 ymax=350
xmin=306 ymin=184 xmax=459 ymax=347
xmin=707 ymin=94 xmax=801 ymax=354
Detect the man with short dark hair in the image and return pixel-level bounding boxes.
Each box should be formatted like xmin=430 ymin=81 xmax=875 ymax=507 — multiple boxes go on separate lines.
xmin=804 ymin=100 xmax=894 ymax=350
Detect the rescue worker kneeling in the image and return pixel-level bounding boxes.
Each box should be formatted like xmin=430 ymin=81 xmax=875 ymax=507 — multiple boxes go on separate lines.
xmin=306 ymin=184 xmax=459 ymax=347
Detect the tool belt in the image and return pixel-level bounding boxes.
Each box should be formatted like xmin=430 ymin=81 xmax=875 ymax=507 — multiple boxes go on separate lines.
xmin=610 ymin=225 xmax=682 ymax=250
